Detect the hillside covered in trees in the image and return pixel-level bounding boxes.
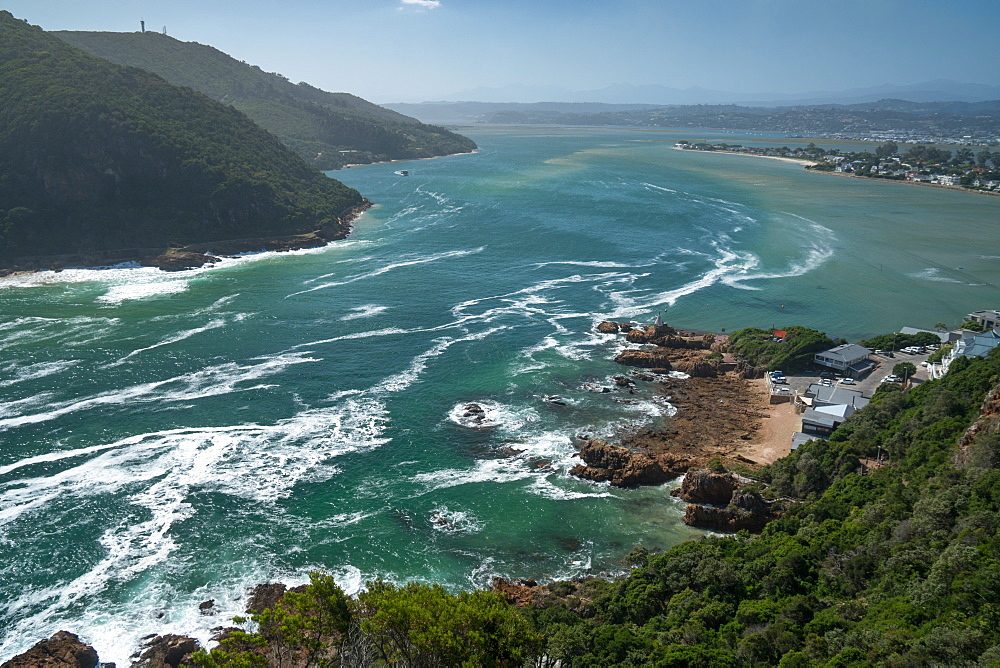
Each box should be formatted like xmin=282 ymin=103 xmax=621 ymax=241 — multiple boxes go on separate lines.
xmin=55 ymin=30 xmax=477 ymax=170
xmin=0 ymin=12 xmax=366 ymax=261
xmin=18 ymin=346 xmax=995 ymax=665
xmin=199 ymin=348 xmax=1000 ymax=665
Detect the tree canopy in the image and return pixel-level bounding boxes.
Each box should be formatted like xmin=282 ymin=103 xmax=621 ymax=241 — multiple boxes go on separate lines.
xmin=55 ymin=30 xmax=477 ymax=170
xmin=0 ymin=12 xmax=365 ymax=259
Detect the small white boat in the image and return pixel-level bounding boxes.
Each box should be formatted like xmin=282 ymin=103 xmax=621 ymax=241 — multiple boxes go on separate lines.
xmin=394 ymin=170 xmax=409 ymax=176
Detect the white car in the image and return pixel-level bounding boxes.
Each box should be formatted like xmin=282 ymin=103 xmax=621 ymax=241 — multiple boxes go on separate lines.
xmin=839 ymin=378 xmax=856 ymax=385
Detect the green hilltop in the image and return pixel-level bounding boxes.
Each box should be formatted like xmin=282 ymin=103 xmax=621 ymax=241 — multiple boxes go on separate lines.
xmin=55 ymin=29 xmax=477 ymax=170
xmin=0 ymin=12 xmax=366 ymax=261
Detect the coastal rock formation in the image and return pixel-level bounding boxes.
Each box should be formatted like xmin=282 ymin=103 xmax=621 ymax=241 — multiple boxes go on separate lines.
xmin=671 ymin=468 xmax=739 ymax=505
xmin=492 ymin=577 xmax=546 ymax=608
xmin=596 ymin=321 xmax=620 ymax=333
xmin=672 ymin=359 xmax=719 ymax=378
xmin=624 ymin=324 xmax=677 ymax=344
xmin=570 ymin=439 xmax=673 ymax=487
xmin=1 ymin=631 xmax=98 ymax=668
xmin=613 ymin=349 xmax=673 ymax=369
xmin=130 ymin=635 xmax=200 ymax=668
xmin=246 ymin=582 xmax=305 ymax=613
xmin=141 ymin=251 xmax=219 ymax=272
xmin=682 ymin=489 xmax=779 ymax=533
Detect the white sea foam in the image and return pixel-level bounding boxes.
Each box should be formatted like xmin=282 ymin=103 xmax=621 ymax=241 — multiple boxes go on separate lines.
xmin=340 ymin=304 xmax=389 ymax=320
xmin=723 ymin=214 xmax=836 ymax=289
xmin=105 ymin=318 xmax=227 ymax=367
xmin=371 ymin=326 xmax=507 ymax=395
xmin=98 ymin=280 xmax=189 ymax=304
xmin=0 ymin=351 xmax=319 ymax=432
xmin=287 ymin=247 xmax=484 ymax=297
xmin=0 ymin=390 xmax=390 ymax=662
xmin=428 ymin=505 xmax=484 ymax=535
xmin=448 ymin=400 xmax=538 ymax=431
xmin=0 ymin=361 xmax=77 ymax=388
xmin=906 ymin=268 xmax=964 ymax=283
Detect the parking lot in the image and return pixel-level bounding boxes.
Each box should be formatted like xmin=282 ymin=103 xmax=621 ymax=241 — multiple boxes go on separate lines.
xmin=766 ymin=348 xmax=934 ymax=399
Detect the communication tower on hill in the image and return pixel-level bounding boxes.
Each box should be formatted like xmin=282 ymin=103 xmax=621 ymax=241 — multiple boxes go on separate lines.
xmin=140 ymin=20 xmax=145 ymax=33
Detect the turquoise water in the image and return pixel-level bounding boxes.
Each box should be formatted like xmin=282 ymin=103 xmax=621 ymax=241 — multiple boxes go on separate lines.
xmin=1 ymin=127 xmax=998 ymax=661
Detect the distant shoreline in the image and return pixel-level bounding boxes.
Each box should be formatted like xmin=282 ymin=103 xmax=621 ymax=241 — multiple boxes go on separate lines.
xmin=337 ymin=149 xmax=479 ymax=170
xmin=675 ymin=146 xmax=1000 ymax=198
xmin=671 ymin=145 xmax=817 ymax=167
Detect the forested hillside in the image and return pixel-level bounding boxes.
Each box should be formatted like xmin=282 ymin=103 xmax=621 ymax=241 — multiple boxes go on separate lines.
xmin=0 ymin=12 xmax=365 ymax=260
xmin=183 ymin=347 xmax=1000 ymax=666
xmin=55 ymin=30 xmax=477 ymax=170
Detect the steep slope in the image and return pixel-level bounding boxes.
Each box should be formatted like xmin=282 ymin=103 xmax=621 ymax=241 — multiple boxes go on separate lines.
xmin=0 ymin=12 xmax=366 ymax=262
xmin=55 ymin=30 xmax=477 ymax=170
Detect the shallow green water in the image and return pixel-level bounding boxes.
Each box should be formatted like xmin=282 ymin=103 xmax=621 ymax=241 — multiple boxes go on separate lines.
xmin=1 ymin=126 xmax=997 ymax=661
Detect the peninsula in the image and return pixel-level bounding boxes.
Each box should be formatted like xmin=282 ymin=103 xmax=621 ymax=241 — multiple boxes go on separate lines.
xmin=676 ymin=140 xmax=1000 ymax=196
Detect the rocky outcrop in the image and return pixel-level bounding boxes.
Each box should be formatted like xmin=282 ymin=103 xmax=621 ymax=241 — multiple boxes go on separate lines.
xmin=613 ymin=349 xmax=673 ymax=369
xmin=596 ymin=321 xmax=620 ymax=334
xmin=672 ymin=359 xmax=718 ymax=378
xmin=570 ymin=439 xmax=673 ymax=487
xmin=141 ymin=251 xmax=219 ymax=272
xmin=130 ymin=635 xmax=200 ymax=668
xmin=1 ymin=631 xmax=98 ymax=668
xmin=682 ymin=489 xmax=780 ymax=533
xmin=671 ymin=468 xmax=739 ymax=505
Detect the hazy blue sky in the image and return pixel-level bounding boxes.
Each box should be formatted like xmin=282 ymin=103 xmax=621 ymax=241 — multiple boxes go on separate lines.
xmin=7 ymin=0 xmax=1000 ymax=103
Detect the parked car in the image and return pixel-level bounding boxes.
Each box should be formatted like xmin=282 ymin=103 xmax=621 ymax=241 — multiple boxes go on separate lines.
xmin=839 ymin=378 xmax=856 ymax=385
xmin=882 ymin=374 xmax=901 ymax=383
xmin=822 ymin=378 xmax=833 ymax=386
xmin=819 ymin=372 xmax=834 ymax=379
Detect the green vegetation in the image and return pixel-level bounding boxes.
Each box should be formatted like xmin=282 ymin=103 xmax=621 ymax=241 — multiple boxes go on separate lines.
xmin=0 ymin=12 xmax=365 ymax=259
xmin=193 ymin=574 xmax=539 ymax=667
xmin=200 ymin=349 xmax=1000 ymax=664
xmin=727 ymin=326 xmax=835 ymax=373
xmin=55 ymin=31 xmax=476 ymax=170
xmin=857 ymin=331 xmax=941 ymax=350
xmin=892 ymin=361 xmax=917 ymax=380
xmin=961 ymin=320 xmax=987 ymax=333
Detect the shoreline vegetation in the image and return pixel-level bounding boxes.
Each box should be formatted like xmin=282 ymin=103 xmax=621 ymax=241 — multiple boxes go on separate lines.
xmin=0 ymin=202 xmax=373 ymax=277
xmin=674 ymin=142 xmax=1000 ymax=198
xmin=11 ymin=318 xmax=1000 ymax=665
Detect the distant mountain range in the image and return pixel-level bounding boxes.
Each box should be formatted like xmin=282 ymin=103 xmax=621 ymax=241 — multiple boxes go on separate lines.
xmin=411 ymin=79 xmax=1000 ymax=108
xmin=55 ymin=30 xmax=476 ymax=171
xmin=386 ymin=98 xmax=1000 ymax=130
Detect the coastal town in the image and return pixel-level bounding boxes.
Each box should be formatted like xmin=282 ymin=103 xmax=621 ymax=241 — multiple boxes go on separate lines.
xmin=590 ymin=309 xmax=1000 ymax=505
xmin=676 ymin=140 xmax=1000 ymax=193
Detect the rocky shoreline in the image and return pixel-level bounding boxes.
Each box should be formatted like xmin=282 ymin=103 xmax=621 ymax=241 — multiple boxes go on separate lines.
xmin=568 ymin=319 xmax=787 ymax=533
xmin=2 ymin=318 xmax=788 ymax=664
xmin=0 ymin=202 xmax=372 ymax=277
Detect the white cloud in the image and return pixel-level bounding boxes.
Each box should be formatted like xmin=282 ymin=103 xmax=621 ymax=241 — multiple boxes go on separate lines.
xmin=399 ymin=0 xmax=441 ymax=9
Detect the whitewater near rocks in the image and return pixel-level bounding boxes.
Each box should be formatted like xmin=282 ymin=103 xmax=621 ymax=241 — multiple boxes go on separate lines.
xmin=1 ymin=127 xmax=999 ymax=662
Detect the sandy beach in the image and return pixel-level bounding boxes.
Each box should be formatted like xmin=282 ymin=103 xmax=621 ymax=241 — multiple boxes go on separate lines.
xmin=730 ymin=378 xmax=797 ymax=465
xmin=672 ymin=145 xmax=817 ymax=167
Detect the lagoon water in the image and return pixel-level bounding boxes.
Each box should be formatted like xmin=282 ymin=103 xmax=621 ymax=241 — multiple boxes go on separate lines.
xmin=1 ymin=127 xmax=998 ymax=661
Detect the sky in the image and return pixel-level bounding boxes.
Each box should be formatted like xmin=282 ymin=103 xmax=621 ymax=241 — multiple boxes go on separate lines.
xmin=6 ymin=0 xmax=1000 ymax=104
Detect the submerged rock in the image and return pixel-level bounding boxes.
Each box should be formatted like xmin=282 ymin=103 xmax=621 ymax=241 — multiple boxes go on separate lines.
xmin=1 ymin=631 xmax=99 ymax=668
